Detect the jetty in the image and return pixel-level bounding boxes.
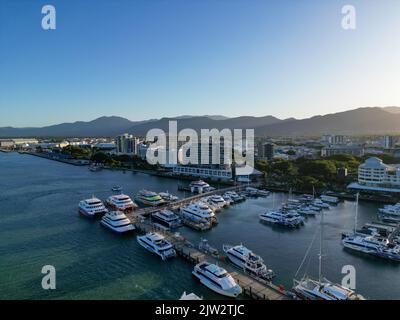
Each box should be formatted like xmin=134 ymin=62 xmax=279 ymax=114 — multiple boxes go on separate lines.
xmin=124 ymin=184 xmax=292 ymax=300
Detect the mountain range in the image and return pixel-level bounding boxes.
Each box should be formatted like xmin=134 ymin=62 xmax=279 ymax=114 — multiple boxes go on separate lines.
xmin=1 ymin=107 xmax=400 ymax=138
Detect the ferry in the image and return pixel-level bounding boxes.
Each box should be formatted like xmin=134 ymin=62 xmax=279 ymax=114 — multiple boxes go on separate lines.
xmin=100 ymin=211 xmax=135 ymax=233
xmin=223 ymin=244 xmax=275 ymax=281
xmin=106 ymin=194 xmax=138 ymax=211
xmin=136 ymin=232 xmax=176 ymax=260
xmin=152 ymin=209 xmax=182 ymax=229
xmin=135 ymin=190 xmax=165 ymax=207
xmin=192 ymin=261 xmax=242 ymax=298
xmin=78 ymin=197 xmax=108 ymax=218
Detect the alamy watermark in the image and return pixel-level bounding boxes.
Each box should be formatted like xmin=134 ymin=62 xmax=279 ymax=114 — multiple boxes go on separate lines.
xmin=41 ymin=265 xmax=56 ymax=290
xmin=144 ymin=121 xmax=254 ymax=169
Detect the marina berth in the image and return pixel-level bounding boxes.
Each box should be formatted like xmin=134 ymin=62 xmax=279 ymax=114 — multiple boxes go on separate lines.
xmin=192 ymin=261 xmax=242 ymax=298
xmin=223 ymin=244 xmax=275 ymax=281
xmin=135 ymin=190 xmax=165 ymax=206
xmin=136 ymin=232 xmax=176 ymax=260
xmin=106 ymin=194 xmax=138 ymax=211
xmin=78 ymin=197 xmax=108 ymax=218
xmin=151 ymin=209 xmax=182 ymax=229
xmin=100 ymin=211 xmax=135 ymax=233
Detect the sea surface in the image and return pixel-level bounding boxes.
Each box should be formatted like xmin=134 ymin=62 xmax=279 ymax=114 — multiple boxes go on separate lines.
xmin=0 ymin=152 xmax=399 ymax=300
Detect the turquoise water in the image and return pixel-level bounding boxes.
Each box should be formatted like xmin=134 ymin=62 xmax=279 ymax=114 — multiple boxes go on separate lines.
xmin=0 ymin=152 xmax=399 ymax=299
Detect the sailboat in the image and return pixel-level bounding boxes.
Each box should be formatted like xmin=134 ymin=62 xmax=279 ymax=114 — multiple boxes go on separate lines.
xmin=292 ymin=206 xmax=365 ymax=300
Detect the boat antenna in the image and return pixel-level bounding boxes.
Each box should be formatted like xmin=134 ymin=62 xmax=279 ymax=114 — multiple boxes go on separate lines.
xmin=354 ymin=192 xmax=359 ymax=234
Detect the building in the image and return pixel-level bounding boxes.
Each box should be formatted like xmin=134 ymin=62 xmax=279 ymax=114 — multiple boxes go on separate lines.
xmin=337 ymin=167 xmax=348 ymax=180
xmin=383 ymin=135 xmax=396 ymax=149
xmin=348 ymin=157 xmax=400 ymax=192
xmin=115 ymin=134 xmax=140 ymax=155
xmin=321 ymin=145 xmax=364 ymax=157
xmin=321 ymin=134 xmax=345 ymax=145
xmin=262 ymin=143 xmax=275 ymax=161
xmin=94 ymin=143 xmax=116 ymax=154
xmin=0 ymin=139 xmax=14 ymax=148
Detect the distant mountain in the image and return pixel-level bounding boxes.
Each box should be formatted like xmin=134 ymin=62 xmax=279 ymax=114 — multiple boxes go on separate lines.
xmin=1 ymin=107 xmax=400 ymax=138
xmin=255 ymin=107 xmax=400 ymax=136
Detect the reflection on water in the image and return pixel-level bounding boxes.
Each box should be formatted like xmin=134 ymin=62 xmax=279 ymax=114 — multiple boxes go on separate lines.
xmin=0 ymin=153 xmax=399 ymax=299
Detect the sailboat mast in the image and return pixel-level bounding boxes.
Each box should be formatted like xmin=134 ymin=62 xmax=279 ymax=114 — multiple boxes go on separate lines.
xmin=319 ymin=208 xmax=324 ymax=284
xmin=354 ymin=193 xmax=359 ymax=234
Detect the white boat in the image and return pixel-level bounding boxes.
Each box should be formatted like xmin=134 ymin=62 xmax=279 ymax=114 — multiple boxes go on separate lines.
xmin=259 ymin=210 xmax=304 ymax=228
xmin=106 ymin=194 xmax=138 ymax=211
xmin=378 ymin=203 xmax=400 ymax=216
xmin=179 ymin=292 xmax=202 ymax=300
xmin=180 ymin=202 xmax=216 ymax=224
xmin=257 ymin=189 xmax=270 ymax=197
xmin=158 ymin=192 xmax=179 ymax=202
xmin=135 ymin=190 xmax=165 ymax=206
xmin=192 ymin=261 xmax=242 ymax=298
xmin=245 ymin=187 xmax=259 ymax=197
xmin=100 ymin=211 xmax=135 ymax=233
xmin=208 ymin=195 xmax=228 ymax=209
xmin=293 ymin=208 xmax=365 ymax=300
xmin=137 ymin=232 xmax=176 ymax=260
xmin=111 ymin=185 xmax=122 ymax=192
xmin=152 ymin=209 xmax=182 ymax=228
xmin=78 ymin=197 xmax=108 ymax=218
xmin=293 ymin=277 xmax=364 ymax=300
xmin=313 ymin=199 xmax=330 ymax=209
xmin=224 ymin=191 xmax=245 ymax=202
xmin=320 ymin=195 xmax=339 ymax=204
xmin=189 ymin=180 xmax=215 ymax=193
xmin=297 ymin=206 xmax=318 ymax=216
xmin=223 ymin=244 xmax=275 ymax=281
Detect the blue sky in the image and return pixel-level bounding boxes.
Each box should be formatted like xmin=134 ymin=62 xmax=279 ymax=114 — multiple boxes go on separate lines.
xmin=1 ymin=0 xmax=400 ymax=127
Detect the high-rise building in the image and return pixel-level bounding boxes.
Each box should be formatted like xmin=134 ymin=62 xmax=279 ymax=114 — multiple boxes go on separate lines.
xmin=262 ymin=143 xmax=275 ymax=161
xmin=383 ymin=135 xmax=396 ymax=149
xmin=115 ymin=133 xmax=140 ymax=155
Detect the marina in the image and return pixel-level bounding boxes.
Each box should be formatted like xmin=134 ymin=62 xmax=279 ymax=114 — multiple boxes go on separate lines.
xmin=1 ymin=152 xmax=400 ymax=300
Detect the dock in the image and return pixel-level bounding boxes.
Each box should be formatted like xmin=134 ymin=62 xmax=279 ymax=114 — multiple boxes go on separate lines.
xmin=131 ymin=210 xmax=292 ymax=300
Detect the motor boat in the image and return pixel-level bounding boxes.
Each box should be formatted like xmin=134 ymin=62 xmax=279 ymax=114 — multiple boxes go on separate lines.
xmin=100 ymin=211 xmax=135 ymax=233
xmin=135 ymin=190 xmax=165 ymax=206
xmin=152 ymin=209 xmax=182 ymax=229
xmin=106 ymin=194 xmax=138 ymax=211
xmin=78 ymin=197 xmax=108 ymax=217
xmin=137 ymin=232 xmax=176 ymax=260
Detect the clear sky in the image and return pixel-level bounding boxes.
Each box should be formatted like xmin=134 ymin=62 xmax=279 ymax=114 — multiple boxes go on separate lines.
xmin=1 ymin=0 xmax=400 ymax=127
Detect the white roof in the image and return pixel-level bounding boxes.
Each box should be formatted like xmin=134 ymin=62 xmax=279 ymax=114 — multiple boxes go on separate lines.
xmin=359 ymin=157 xmax=388 ymax=169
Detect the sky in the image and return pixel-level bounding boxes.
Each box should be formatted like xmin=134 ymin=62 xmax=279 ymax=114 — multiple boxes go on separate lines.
xmin=1 ymin=0 xmax=400 ymax=127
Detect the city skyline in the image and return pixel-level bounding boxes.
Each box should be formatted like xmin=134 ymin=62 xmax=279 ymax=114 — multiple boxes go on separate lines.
xmin=1 ymin=0 xmax=400 ymax=127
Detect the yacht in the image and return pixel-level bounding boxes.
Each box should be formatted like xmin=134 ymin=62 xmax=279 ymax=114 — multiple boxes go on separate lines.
xmin=208 ymin=195 xmax=228 ymax=209
xmin=192 ymin=261 xmax=242 ymax=298
xmin=78 ymin=197 xmax=108 ymax=217
xmin=100 ymin=211 xmax=135 ymax=233
xmin=297 ymin=206 xmax=318 ymax=217
xmin=106 ymin=194 xmax=138 ymax=211
xmin=378 ymin=203 xmax=400 ymax=216
xmin=320 ymin=195 xmax=339 ymax=204
xmin=223 ymin=244 xmax=275 ymax=281
xmin=180 ymin=202 xmax=216 ymax=224
xmin=259 ymin=210 xmax=304 ymax=228
xmin=158 ymin=192 xmax=179 ymax=202
xmin=135 ymin=190 xmax=165 ymax=207
xmin=293 ymin=209 xmax=365 ymax=300
xmin=111 ymin=185 xmax=122 ymax=192
xmin=152 ymin=209 xmax=182 ymax=229
xmin=293 ymin=277 xmax=364 ymax=300
xmin=313 ymin=199 xmax=330 ymax=209
xmin=245 ymin=187 xmax=259 ymax=197
xmin=257 ymin=189 xmax=270 ymax=197
xmin=137 ymin=232 xmax=176 ymax=260
xmin=225 ymin=191 xmax=245 ymax=203
xmin=189 ymin=180 xmax=215 ymax=193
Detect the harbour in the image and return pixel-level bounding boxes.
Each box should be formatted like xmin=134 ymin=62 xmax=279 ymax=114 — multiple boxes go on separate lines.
xmin=1 ymin=152 xmax=400 ymax=300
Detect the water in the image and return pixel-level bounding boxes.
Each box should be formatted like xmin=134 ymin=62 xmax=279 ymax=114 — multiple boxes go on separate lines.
xmin=0 ymin=152 xmax=399 ymax=300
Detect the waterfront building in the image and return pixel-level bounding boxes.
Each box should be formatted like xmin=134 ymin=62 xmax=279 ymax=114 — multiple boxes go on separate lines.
xmin=0 ymin=139 xmax=14 ymax=148
xmin=94 ymin=143 xmax=116 ymax=154
xmin=116 ymin=133 xmax=140 ymax=155
xmin=348 ymin=157 xmax=400 ymax=192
